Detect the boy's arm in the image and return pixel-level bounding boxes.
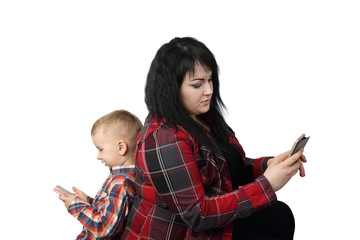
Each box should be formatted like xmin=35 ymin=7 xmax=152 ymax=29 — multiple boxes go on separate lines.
xmin=87 ymin=196 xmax=94 ymax=204
xmin=67 ymin=176 xmax=135 ymax=238
xmin=59 ymin=194 xmax=77 ymax=209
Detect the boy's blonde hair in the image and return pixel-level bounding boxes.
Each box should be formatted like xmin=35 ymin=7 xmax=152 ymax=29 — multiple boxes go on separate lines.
xmin=91 ymin=110 xmax=142 ymax=153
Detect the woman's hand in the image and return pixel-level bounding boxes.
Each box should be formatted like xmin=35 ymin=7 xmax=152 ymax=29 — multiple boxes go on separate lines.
xmin=264 ymin=150 xmax=307 ymax=192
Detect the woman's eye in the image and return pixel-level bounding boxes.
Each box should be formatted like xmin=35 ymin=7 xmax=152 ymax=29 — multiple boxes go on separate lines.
xmin=193 ymin=84 xmax=201 ymax=88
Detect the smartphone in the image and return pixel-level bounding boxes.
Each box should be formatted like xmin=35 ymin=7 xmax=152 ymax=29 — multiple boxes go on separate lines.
xmin=53 ymin=185 xmax=73 ymax=196
xmin=288 ymin=134 xmax=310 ymax=157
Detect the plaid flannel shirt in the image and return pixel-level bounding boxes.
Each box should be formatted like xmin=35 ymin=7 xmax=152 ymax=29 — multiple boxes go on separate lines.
xmin=68 ymin=166 xmax=136 ymax=240
xmin=121 ymin=116 xmax=276 ymax=240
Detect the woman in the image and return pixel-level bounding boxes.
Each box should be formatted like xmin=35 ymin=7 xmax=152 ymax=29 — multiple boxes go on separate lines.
xmin=121 ymin=37 xmax=306 ymax=240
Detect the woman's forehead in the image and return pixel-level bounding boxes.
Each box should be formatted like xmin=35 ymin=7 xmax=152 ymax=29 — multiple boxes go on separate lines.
xmin=188 ymin=62 xmax=212 ymax=76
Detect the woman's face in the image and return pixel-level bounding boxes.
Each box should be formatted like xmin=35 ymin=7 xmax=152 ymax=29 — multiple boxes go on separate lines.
xmin=179 ymin=63 xmax=213 ymax=121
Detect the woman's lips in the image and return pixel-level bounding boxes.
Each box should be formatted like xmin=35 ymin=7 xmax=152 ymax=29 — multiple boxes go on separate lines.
xmin=202 ymin=99 xmax=211 ymax=105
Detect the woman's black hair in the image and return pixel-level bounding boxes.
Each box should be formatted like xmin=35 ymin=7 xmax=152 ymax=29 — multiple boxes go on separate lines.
xmin=145 ymin=37 xmax=229 ymax=146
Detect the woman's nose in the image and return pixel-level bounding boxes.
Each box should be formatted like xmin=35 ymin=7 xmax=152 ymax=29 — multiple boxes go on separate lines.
xmin=204 ymin=81 xmax=213 ymax=95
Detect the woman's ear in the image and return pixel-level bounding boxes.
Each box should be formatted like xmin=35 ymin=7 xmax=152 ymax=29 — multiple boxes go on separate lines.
xmin=117 ymin=140 xmax=128 ymax=156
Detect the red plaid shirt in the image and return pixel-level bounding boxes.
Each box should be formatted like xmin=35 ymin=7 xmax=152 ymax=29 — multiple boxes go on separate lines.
xmin=121 ymin=116 xmax=276 ymax=240
xmin=68 ymin=166 xmax=136 ymax=240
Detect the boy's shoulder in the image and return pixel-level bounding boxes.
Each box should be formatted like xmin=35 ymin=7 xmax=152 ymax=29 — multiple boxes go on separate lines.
xmin=110 ymin=166 xmax=135 ymax=179
xmin=108 ymin=166 xmax=136 ymax=188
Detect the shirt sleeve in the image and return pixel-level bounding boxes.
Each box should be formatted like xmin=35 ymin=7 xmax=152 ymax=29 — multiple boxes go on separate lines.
xmin=67 ymin=177 xmax=133 ymax=238
xmin=142 ymin=126 xmax=276 ymax=232
xmin=244 ymin=156 xmax=273 ymax=178
xmin=88 ymin=196 xmax=94 ymax=204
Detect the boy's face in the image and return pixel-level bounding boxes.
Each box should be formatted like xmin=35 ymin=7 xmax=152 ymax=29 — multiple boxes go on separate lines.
xmin=91 ymin=128 xmax=125 ymax=168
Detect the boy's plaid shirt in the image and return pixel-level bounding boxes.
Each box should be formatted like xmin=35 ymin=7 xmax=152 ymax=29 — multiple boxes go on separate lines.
xmin=121 ymin=116 xmax=277 ymax=240
xmin=68 ymin=165 xmax=136 ymax=240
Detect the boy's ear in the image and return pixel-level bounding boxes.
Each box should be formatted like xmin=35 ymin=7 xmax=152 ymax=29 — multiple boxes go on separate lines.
xmin=117 ymin=140 xmax=127 ymax=156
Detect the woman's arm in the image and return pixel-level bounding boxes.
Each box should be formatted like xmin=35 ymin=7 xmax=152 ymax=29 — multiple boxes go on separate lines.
xmin=140 ymin=126 xmax=277 ymax=231
xmin=244 ymin=156 xmax=272 ymax=179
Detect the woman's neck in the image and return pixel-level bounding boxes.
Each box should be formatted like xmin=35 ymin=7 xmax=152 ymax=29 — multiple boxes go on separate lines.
xmin=193 ymin=115 xmax=210 ymax=132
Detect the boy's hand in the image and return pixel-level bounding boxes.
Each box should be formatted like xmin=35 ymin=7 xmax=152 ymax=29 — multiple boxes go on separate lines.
xmin=72 ymin=186 xmax=89 ymax=203
xmin=58 ymin=186 xmax=89 ymax=209
xmin=59 ymin=193 xmax=77 ymax=209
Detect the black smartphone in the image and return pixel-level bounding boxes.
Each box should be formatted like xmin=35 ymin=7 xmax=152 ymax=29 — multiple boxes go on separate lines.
xmin=288 ymin=134 xmax=310 ymax=157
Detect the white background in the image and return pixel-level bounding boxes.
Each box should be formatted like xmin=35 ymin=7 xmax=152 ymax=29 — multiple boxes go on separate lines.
xmin=1 ymin=1 xmax=359 ymax=239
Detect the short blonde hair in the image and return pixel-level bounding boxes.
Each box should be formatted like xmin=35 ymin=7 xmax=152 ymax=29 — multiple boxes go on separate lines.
xmin=91 ymin=110 xmax=142 ymax=152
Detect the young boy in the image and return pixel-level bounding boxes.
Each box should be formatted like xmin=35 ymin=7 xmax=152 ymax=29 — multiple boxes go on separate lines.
xmin=58 ymin=110 xmax=142 ymax=240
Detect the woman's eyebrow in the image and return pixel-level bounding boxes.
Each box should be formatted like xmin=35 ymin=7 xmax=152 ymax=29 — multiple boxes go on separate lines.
xmin=189 ymin=78 xmax=205 ymax=82
xmin=189 ymin=75 xmax=212 ymax=82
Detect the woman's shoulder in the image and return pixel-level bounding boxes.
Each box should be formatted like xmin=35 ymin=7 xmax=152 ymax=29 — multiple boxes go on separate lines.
xmin=140 ymin=115 xmax=195 ymax=143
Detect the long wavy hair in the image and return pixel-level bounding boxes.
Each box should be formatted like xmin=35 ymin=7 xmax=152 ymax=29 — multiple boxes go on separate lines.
xmin=145 ymin=37 xmax=229 ymax=146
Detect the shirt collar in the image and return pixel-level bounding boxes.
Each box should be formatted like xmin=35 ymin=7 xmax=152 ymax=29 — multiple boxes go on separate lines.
xmin=110 ymin=165 xmax=135 ymax=175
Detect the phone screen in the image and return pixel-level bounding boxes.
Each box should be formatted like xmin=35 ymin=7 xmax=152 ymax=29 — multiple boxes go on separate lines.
xmin=289 ymin=134 xmax=310 ymax=157
xmin=53 ymin=185 xmax=73 ymax=196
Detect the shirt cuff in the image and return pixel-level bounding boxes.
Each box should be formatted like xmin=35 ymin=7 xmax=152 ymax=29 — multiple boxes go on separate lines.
xmin=68 ymin=197 xmax=88 ymax=218
xmin=253 ymin=156 xmax=273 ymax=177
xmin=88 ymin=196 xmax=94 ymax=204
xmin=244 ymin=174 xmax=277 ymax=211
